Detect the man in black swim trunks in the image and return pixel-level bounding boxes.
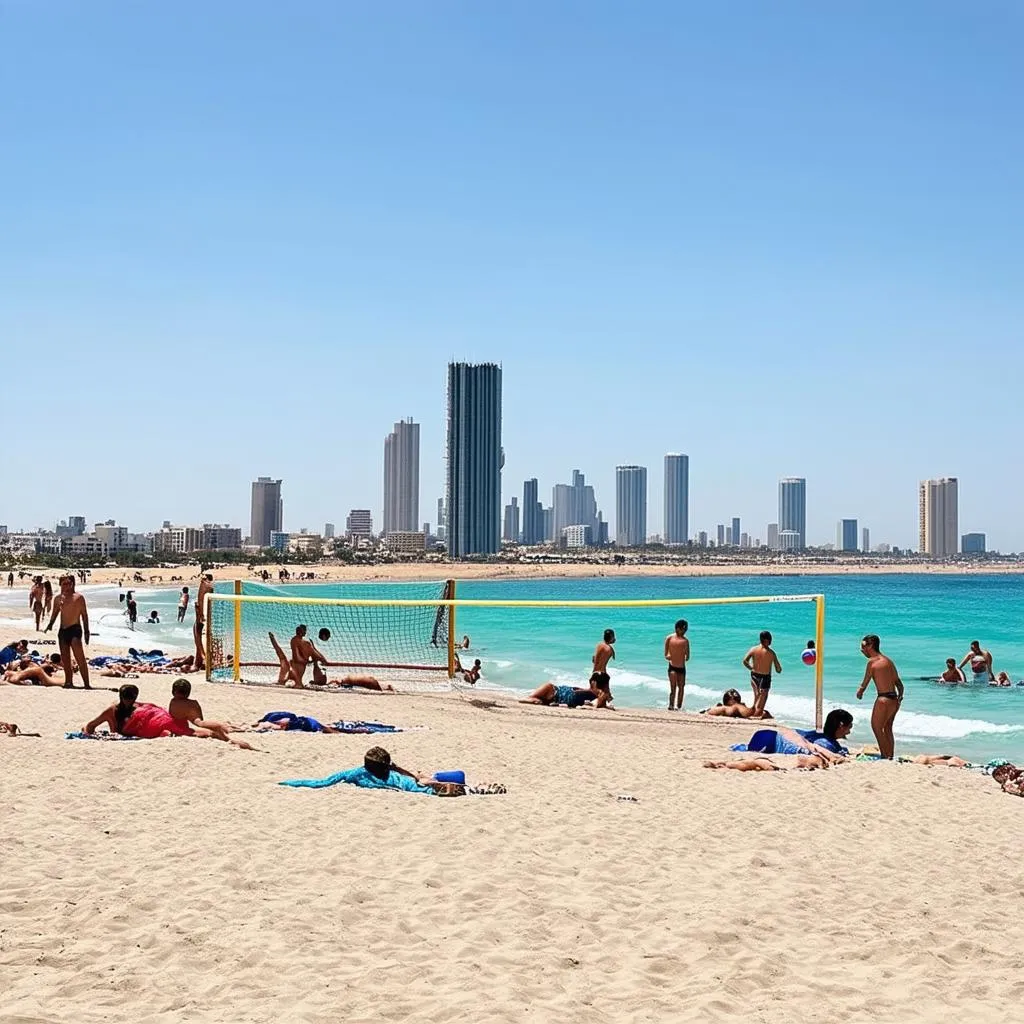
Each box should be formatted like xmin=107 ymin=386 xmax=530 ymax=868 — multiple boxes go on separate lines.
xmin=590 ymin=628 xmax=616 ymax=695
xmin=664 ymin=619 xmax=690 ymax=711
xmin=44 ymin=574 xmax=91 ymax=689
xmin=742 ymin=630 xmax=781 ymax=718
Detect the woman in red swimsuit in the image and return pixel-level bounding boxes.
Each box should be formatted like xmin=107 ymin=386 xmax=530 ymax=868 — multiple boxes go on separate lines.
xmin=83 ymin=684 xmax=192 ymax=738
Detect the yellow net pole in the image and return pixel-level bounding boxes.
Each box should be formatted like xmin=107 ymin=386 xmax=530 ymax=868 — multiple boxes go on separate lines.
xmin=233 ymin=579 xmax=242 ymax=682
xmin=814 ymin=595 xmax=826 ymax=730
xmin=447 ymin=578 xmax=456 ymax=679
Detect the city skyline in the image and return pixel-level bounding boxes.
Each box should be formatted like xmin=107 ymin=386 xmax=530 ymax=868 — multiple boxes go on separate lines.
xmin=2 ymin=6 xmax=1020 ymax=549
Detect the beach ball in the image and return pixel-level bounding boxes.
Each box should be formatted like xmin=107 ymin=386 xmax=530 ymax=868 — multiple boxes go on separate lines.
xmin=801 ymin=648 xmax=816 ymax=666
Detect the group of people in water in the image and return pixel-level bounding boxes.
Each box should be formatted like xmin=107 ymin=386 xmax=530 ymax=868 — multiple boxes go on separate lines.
xmin=937 ymin=640 xmax=1018 ymax=686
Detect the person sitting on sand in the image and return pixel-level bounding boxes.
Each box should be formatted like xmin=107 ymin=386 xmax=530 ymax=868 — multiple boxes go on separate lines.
xmin=701 ymin=689 xmax=774 ymax=719
xmin=85 ymin=684 xmax=251 ymax=746
xmin=462 ymin=659 xmax=482 ymax=685
xmin=0 ymin=639 xmax=29 ymax=669
xmin=4 ymin=654 xmax=68 ymax=687
xmin=167 ymin=679 xmax=253 ymax=748
xmin=938 ymin=659 xmax=966 ymax=684
xmin=323 ymin=675 xmax=395 ymax=692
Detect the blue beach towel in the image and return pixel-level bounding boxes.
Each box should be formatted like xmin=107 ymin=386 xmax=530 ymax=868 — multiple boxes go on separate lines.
xmin=328 ymin=721 xmax=402 ymax=734
xmin=280 ymin=766 xmax=435 ymax=794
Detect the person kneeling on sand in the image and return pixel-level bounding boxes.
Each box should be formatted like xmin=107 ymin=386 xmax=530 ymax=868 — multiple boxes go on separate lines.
xmin=701 ymin=689 xmax=774 ymax=719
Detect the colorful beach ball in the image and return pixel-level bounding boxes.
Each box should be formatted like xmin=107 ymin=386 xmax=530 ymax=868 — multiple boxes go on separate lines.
xmin=801 ymin=648 xmax=817 ymax=666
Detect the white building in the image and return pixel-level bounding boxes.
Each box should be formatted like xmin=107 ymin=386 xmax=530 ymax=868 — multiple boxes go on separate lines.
xmin=919 ymin=478 xmax=958 ymax=557
xmin=562 ymin=524 xmax=592 ymax=549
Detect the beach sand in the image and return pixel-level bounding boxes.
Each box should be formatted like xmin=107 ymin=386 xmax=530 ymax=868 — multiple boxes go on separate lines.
xmin=2 ymin=671 xmax=1023 ymax=1022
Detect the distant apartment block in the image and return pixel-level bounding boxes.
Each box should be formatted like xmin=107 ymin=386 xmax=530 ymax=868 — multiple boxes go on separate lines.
xmin=961 ymin=532 xmax=986 ymax=554
xmin=767 ymin=523 xmax=779 ymax=550
xmin=615 ymin=466 xmax=647 ymax=547
xmin=251 ymin=477 xmax=283 ymax=547
xmin=861 ymin=527 xmax=870 ymax=553
xmin=385 ymin=531 xmax=427 ymax=553
xmin=383 ymin=418 xmax=420 ymax=534
xmin=837 ymin=519 xmax=859 ymax=552
xmin=503 ymin=497 xmax=520 ymax=543
xmin=346 ymin=509 xmax=374 ymax=538
xmin=779 ymin=478 xmax=807 ymax=549
xmin=562 ymin=524 xmax=593 ymax=548
xmin=663 ymin=454 xmax=689 ymax=545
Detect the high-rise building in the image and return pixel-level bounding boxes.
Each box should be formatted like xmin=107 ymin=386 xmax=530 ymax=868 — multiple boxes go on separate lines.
xmin=552 ymin=470 xmax=600 ymax=540
xmin=962 ymin=532 xmax=986 ymax=554
xmin=521 ymin=478 xmax=544 ymax=544
xmin=324 ymin=523 xmax=335 ymax=540
xmin=446 ymin=362 xmax=502 ymax=558
xmin=837 ymin=519 xmax=859 ymax=552
xmin=503 ymin=497 xmax=520 ymax=543
xmin=382 ymin=418 xmax=420 ymax=534
xmin=542 ymin=506 xmax=553 ymax=542
xmin=698 ymin=530 xmax=708 ymax=547
xmin=778 ymin=478 xmax=807 ymax=549
xmin=861 ymin=527 xmax=870 ymax=553
xmin=663 ymin=454 xmax=689 ymax=546
xmin=69 ymin=515 xmax=86 ymax=536
xmin=918 ymin=478 xmax=958 ymax=557
xmin=436 ymin=497 xmax=445 ymax=541
xmin=346 ymin=509 xmax=373 ymax=538
xmin=716 ymin=524 xmax=726 ymax=547
xmin=250 ymin=477 xmax=283 ymax=547
xmin=767 ymin=523 xmax=779 ymax=550
xmin=615 ymin=466 xmax=647 ymax=547
xmin=740 ymin=532 xmax=750 ymax=548
xmin=731 ymin=517 xmax=741 ymax=547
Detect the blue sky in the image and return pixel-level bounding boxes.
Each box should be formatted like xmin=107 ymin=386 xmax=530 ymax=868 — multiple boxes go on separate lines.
xmin=2 ymin=2 xmax=1022 ymax=549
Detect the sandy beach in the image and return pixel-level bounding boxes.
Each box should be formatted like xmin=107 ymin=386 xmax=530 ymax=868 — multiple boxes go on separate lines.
xmin=2 ymin=658 xmax=1023 ymax=1022
xmin=7 ymin=558 xmax=1021 ymax=590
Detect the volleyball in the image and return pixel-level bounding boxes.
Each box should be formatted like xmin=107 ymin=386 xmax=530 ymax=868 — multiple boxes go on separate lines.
xmin=802 ymin=648 xmax=816 ymax=666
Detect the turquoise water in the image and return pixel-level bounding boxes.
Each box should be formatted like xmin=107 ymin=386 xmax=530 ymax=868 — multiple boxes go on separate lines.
xmin=5 ymin=574 xmax=1022 ymax=761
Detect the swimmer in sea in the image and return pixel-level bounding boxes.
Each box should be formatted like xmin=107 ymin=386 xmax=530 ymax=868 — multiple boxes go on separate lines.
xmin=664 ymin=619 xmax=690 ymax=711
xmin=959 ymin=640 xmax=995 ymax=684
xmin=856 ymin=634 xmax=903 ymax=760
xmin=742 ymin=630 xmax=781 ymax=719
xmin=938 ymin=658 xmax=965 ymax=684
xmin=991 ymin=671 xmax=1012 ymax=688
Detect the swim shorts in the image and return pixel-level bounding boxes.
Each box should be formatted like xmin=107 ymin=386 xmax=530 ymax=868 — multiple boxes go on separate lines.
xmin=668 ymin=665 xmax=687 ymax=679
xmin=57 ymin=624 xmax=83 ymax=645
xmin=751 ymin=671 xmax=772 ymax=691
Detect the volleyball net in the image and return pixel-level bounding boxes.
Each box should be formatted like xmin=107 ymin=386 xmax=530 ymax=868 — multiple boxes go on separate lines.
xmin=205 ymin=584 xmax=826 ymax=725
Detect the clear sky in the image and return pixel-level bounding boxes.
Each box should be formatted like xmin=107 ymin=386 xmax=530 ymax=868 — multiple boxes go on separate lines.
xmin=2 ymin=2 xmax=1022 ymax=550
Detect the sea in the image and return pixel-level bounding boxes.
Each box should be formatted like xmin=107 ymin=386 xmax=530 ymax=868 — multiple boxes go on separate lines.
xmin=4 ymin=572 xmax=1023 ymax=763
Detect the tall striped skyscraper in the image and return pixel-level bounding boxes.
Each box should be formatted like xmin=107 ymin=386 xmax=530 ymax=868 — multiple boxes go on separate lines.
xmin=615 ymin=465 xmax=647 ymax=547
xmin=663 ymin=454 xmax=689 ymax=545
xmin=382 ymin=418 xmax=420 ymax=534
xmin=446 ymin=362 xmax=503 ymax=558
xmin=918 ymin=478 xmax=958 ymax=557
xmin=778 ymin=477 xmax=807 ymax=549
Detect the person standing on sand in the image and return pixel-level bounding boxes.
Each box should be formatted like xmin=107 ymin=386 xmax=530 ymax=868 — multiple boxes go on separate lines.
xmin=29 ymin=576 xmax=45 ymax=631
xmin=591 ymin=629 xmax=615 ymax=691
xmin=664 ymin=619 xmax=690 ymax=711
xmin=44 ymin=574 xmax=91 ymax=689
xmin=958 ymin=640 xmax=995 ymax=684
xmin=856 ymin=634 xmax=903 ymax=759
xmin=743 ymin=630 xmax=781 ymax=718
xmin=7 ymin=572 xmax=12 ymax=587
xmin=193 ymin=574 xmax=214 ymax=671
xmin=177 ymin=586 xmax=190 ymax=623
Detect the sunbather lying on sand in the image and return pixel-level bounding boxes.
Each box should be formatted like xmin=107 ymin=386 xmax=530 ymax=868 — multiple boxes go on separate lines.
xmin=701 ymin=689 xmax=774 ymax=719
xmin=4 ymin=655 xmax=69 ymax=687
xmin=520 ymin=679 xmax=613 ymax=709
xmin=703 ymin=755 xmax=829 ymax=771
xmin=321 ymin=675 xmax=395 ymax=692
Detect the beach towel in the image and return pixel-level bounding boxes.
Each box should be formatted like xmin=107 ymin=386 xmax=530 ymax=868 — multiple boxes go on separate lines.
xmin=328 ymin=721 xmax=402 ymax=734
xmin=280 ymin=766 xmax=435 ymax=793
xmin=65 ymin=731 xmax=139 ymax=741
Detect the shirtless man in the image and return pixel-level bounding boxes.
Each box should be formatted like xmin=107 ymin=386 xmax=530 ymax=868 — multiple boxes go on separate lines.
xmin=167 ymin=678 xmax=254 ymax=748
xmin=591 ymin=629 xmax=616 ymax=692
xmin=29 ymin=576 xmax=45 ymax=631
xmin=177 ymin=586 xmax=190 ymax=623
xmin=44 ymin=574 xmax=91 ymax=688
xmin=938 ymin=658 xmax=965 ymax=684
xmin=664 ymin=619 xmax=690 ymax=711
xmin=856 ymin=634 xmax=903 ymax=760
xmin=743 ymin=630 xmax=781 ymax=718
xmin=290 ymin=624 xmax=327 ymax=687
xmin=193 ymin=574 xmax=214 ymax=670
xmin=958 ymin=640 xmax=995 ymax=684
